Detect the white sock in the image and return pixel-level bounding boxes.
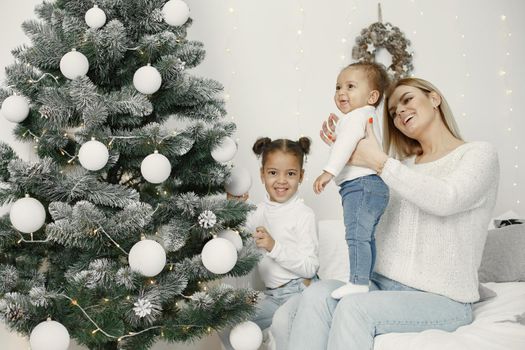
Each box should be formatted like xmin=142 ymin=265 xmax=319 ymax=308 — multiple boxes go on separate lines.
xmin=331 ymin=282 xmax=370 ymax=299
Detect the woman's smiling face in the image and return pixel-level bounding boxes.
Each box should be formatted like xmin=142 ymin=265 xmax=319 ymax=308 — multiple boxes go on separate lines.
xmin=387 ymin=85 xmax=439 ymax=139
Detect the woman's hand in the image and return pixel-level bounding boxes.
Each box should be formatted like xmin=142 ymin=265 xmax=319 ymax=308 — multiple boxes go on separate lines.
xmin=349 ymin=120 xmax=388 ymax=171
xmin=319 ymin=113 xmax=339 ymax=146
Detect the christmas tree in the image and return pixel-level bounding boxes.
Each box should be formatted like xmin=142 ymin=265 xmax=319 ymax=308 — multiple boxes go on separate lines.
xmin=0 ymin=1 xmax=260 ymax=349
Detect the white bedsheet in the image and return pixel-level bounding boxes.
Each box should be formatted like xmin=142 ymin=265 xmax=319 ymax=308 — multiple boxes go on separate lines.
xmin=374 ymin=282 xmax=525 ymax=350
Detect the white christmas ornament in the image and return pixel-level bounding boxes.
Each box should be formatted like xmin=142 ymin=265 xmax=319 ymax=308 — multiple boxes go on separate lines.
xmin=162 ymin=0 xmax=190 ymax=26
xmin=85 ymin=5 xmax=107 ymax=29
xmin=201 ymin=237 xmax=237 ymax=274
xmin=60 ymin=49 xmax=89 ymax=80
xmin=29 ymin=319 xmax=70 ymax=350
xmin=217 ymin=229 xmax=243 ymax=251
xmin=128 ymin=239 xmax=167 ymax=277
xmin=78 ymin=139 xmax=109 ymax=171
xmin=229 ymin=321 xmax=263 ymax=350
xmin=10 ymin=196 xmax=46 ymax=233
xmin=141 ymin=151 xmax=172 ymax=183
xmin=211 ymin=136 xmax=237 ymax=163
xmin=133 ymin=64 xmax=162 ymax=95
xmin=1 ymin=95 xmax=30 ymax=123
xmin=198 ymin=210 xmax=217 ymax=229
xmin=224 ymin=166 xmax=252 ymax=197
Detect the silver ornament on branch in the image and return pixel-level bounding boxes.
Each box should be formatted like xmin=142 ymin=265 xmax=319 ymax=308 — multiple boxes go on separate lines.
xmin=133 ymin=64 xmax=162 ymax=95
xmin=85 ymin=5 xmax=107 ymax=29
xmin=140 ymin=151 xmax=172 ymax=184
xmin=9 ymin=195 xmax=46 ymax=233
xmin=128 ymin=239 xmax=166 ymax=277
xmin=201 ymin=237 xmax=237 ymax=274
xmin=211 ymin=136 xmax=237 ymax=163
xmin=60 ymin=49 xmax=89 ymax=80
xmin=198 ymin=210 xmax=217 ymax=229
xmin=217 ymin=229 xmax=243 ymax=251
xmin=133 ymin=298 xmax=153 ymax=318
xmin=162 ymin=0 xmax=190 ymax=26
xmin=78 ymin=139 xmax=109 ymax=171
xmin=29 ymin=319 xmax=70 ymax=350
xmin=1 ymin=95 xmax=30 ymax=123
xmin=229 ymin=321 xmax=263 ymax=350
xmin=224 ymin=166 xmax=252 ymax=196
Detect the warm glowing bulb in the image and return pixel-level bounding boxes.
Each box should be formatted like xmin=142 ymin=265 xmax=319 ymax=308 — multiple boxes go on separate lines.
xmin=341 ymin=38 xmax=347 ymax=43
xmin=499 ymin=70 xmax=506 ymax=76
xmin=506 ymin=89 xmax=513 ymax=95
xmin=228 ymin=8 xmax=234 ymax=13
xmin=297 ymin=29 xmax=302 ymax=35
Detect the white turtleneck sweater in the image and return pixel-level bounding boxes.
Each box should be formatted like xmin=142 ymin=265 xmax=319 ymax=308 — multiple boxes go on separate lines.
xmin=246 ymin=194 xmax=319 ymax=289
xmin=323 ymin=105 xmax=382 ymax=185
xmin=375 ymin=142 xmax=499 ymax=303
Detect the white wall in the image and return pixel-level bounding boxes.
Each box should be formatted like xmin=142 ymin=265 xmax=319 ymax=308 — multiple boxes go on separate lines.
xmin=1 ymin=0 xmax=524 ymax=349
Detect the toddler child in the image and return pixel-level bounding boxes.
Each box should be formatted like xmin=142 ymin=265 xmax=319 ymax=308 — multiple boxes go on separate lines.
xmin=313 ymin=62 xmax=390 ymax=299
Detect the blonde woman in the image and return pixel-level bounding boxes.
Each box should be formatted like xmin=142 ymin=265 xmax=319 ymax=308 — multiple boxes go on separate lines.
xmin=275 ymin=78 xmax=499 ymax=350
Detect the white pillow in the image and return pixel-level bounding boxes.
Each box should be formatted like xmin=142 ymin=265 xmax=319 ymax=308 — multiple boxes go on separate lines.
xmin=317 ymin=220 xmax=349 ymax=282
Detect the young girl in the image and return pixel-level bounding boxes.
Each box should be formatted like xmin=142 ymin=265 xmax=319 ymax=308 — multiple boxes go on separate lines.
xmin=221 ymin=137 xmax=318 ymax=350
xmin=313 ymin=62 xmax=390 ymax=299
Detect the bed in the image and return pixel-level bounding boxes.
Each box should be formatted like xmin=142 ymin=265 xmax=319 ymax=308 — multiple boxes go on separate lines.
xmin=268 ymin=220 xmax=525 ymax=350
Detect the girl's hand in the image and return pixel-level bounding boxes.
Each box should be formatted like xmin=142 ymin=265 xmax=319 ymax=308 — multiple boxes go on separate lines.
xmin=226 ymin=192 xmax=249 ymax=202
xmin=320 ymin=113 xmax=339 ymax=146
xmin=349 ymin=119 xmax=388 ymax=170
xmin=253 ymin=226 xmax=275 ymax=252
xmin=313 ymin=171 xmax=334 ymax=194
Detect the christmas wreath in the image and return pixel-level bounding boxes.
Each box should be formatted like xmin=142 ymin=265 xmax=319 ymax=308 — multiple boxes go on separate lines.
xmin=352 ymin=21 xmax=413 ymax=81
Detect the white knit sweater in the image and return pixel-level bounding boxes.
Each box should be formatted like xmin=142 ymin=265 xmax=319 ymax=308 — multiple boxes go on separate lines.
xmin=375 ymin=142 xmax=499 ymax=303
xmin=246 ymin=194 xmax=319 ymax=289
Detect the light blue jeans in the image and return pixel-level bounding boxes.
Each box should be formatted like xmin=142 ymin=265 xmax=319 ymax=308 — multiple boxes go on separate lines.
xmin=276 ymin=274 xmax=473 ymax=350
xmin=219 ymin=278 xmax=309 ymax=350
xmin=340 ymin=175 xmax=389 ymax=285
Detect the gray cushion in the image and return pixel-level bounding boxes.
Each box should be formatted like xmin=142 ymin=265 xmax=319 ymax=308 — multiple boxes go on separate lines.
xmin=478 ymin=224 xmax=525 ymax=283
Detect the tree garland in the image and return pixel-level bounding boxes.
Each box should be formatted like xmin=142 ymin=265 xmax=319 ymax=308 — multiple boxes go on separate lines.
xmin=352 ymin=20 xmax=413 ymax=81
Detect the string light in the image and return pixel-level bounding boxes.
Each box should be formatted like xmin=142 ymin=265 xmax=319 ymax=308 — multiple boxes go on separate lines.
xmin=293 ymin=0 xmax=306 ymax=139
xmin=498 ymin=13 xmax=521 ymax=209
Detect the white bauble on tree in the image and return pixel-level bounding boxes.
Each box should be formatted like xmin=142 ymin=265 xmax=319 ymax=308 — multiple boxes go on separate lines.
xmin=224 ymin=166 xmax=252 ymax=196
xmin=162 ymin=0 xmax=190 ymax=26
xmin=1 ymin=95 xmax=30 ymax=123
xmin=60 ymin=49 xmax=89 ymax=80
xmin=229 ymin=321 xmax=263 ymax=350
xmin=29 ymin=319 xmax=70 ymax=350
xmin=201 ymin=237 xmax=237 ymax=274
xmin=10 ymin=196 xmax=46 ymax=233
xmin=140 ymin=151 xmax=172 ymax=183
xmin=78 ymin=139 xmax=109 ymax=171
xmin=128 ymin=239 xmax=167 ymax=277
xmin=85 ymin=5 xmax=106 ymax=29
xmin=133 ymin=64 xmax=162 ymax=94
xmin=217 ymin=229 xmax=243 ymax=251
xmin=211 ymin=136 xmax=237 ymax=163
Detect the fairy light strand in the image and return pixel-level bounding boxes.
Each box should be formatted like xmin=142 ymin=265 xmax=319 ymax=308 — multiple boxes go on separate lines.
xmin=499 ymin=13 xmax=520 ymax=207
xmin=294 ymin=0 xmax=306 ymax=139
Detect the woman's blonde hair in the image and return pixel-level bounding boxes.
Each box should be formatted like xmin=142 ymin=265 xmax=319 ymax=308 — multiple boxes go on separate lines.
xmin=383 ymin=77 xmax=463 ymax=159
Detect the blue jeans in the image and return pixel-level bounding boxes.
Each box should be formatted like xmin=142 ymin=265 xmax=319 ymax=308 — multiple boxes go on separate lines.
xmin=281 ymin=274 xmax=473 ymax=350
xmin=219 ymin=278 xmax=309 ymax=350
xmin=339 ymin=175 xmax=389 ymax=285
